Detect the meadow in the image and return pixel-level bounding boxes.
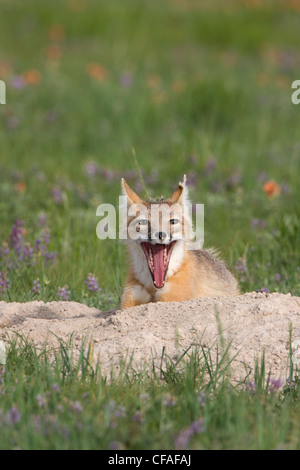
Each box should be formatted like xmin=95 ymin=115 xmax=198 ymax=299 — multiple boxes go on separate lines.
xmin=0 ymin=0 xmax=300 ymax=450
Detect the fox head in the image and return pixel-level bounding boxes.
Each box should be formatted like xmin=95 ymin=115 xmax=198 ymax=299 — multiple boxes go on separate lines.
xmin=121 ymin=176 xmax=194 ymax=289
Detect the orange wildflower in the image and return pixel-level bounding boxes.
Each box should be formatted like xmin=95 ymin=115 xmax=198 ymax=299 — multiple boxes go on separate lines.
xmin=47 ymin=24 xmax=65 ymax=42
xmin=146 ymin=74 xmax=161 ymax=89
xmin=86 ymin=63 xmax=109 ymax=81
xmin=14 ymin=182 xmax=27 ymax=193
xmin=23 ymin=69 xmax=41 ymax=85
xmin=287 ymin=0 xmax=300 ymax=12
xmin=47 ymin=44 xmax=62 ymax=60
xmin=67 ymin=0 xmax=87 ymax=11
xmin=276 ymin=75 xmax=289 ymax=89
xmin=171 ymin=80 xmax=186 ymax=94
xmin=263 ymin=181 xmax=281 ymax=198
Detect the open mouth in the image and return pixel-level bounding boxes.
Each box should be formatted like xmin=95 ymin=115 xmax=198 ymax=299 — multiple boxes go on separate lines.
xmin=141 ymin=241 xmax=176 ymax=288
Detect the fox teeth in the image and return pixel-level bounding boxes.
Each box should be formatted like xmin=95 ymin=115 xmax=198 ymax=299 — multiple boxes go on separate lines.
xmin=148 ymin=248 xmax=153 ymax=268
xmin=164 ymin=247 xmax=167 ymax=265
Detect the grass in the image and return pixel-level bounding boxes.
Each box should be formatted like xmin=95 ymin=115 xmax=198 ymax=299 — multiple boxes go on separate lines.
xmin=0 ymin=0 xmax=300 ymax=450
xmin=0 ymin=335 xmax=299 ymax=450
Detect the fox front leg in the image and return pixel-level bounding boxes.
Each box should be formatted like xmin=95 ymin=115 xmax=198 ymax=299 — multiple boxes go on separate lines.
xmin=120 ymin=284 xmax=152 ymax=309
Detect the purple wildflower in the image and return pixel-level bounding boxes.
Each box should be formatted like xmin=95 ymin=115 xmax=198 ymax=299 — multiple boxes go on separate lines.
xmin=0 ymin=270 xmax=10 ymax=294
xmin=51 ymin=186 xmax=63 ymax=204
xmin=115 ymin=405 xmax=126 ymax=418
xmin=256 ymin=287 xmax=270 ymax=293
xmin=32 ymin=278 xmax=40 ymax=295
xmin=44 ymin=251 xmax=55 ymax=266
xmin=186 ymin=171 xmax=198 ymax=187
xmin=105 ymin=400 xmax=127 ymax=429
xmin=0 ymin=243 xmax=10 ymax=265
xmin=280 ymin=182 xmax=290 ymax=195
xmin=197 ymin=392 xmax=206 ymax=406
xmin=107 ymin=400 xmax=126 ymax=418
xmin=10 ymin=75 xmax=27 ymax=90
xmin=268 ymin=378 xmax=283 ymax=393
xmin=285 ymin=377 xmax=297 ymax=390
xmin=69 ymin=401 xmax=83 ymax=414
xmin=35 ymin=231 xmax=50 ymax=252
xmin=10 ymin=219 xmax=24 ymax=255
xmin=109 ymin=441 xmax=123 ymax=450
xmin=35 ymin=230 xmax=55 ymax=266
xmin=163 ymin=393 xmax=177 ymax=407
xmin=122 ymin=170 xmax=137 ymax=180
xmin=226 ymin=170 xmax=242 ymax=189
xmin=257 ymin=171 xmax=268 ymax=183
xmin=275 ymin=273 xmax=281 ymax=283
xmin=132 ymin=410 xmax=144 ymax=424
xmin=235 ymin=257 xmax=247 ymax=279
xmin=134 ymin=180 xmax=143 ymax=192
xmin=85 ymin=161 xmax=99 ymax=178
xmin=120 ymin=72 xmax=133 ymax=88
xmin=0 ymin=366 xmax=6 ymax=384
xmin=245 ymin=380 xmax=256 ymax=392
xmin=7 ymin=116 xmax=21 ymax=130
xmin=38 ymin=213 xmax=48 ymax=227
xmin=174 ymin=418 xmax=205 ymax=449
xmin=251 ymin=218 xmax=267 ymax=229
xmin=100 ymin=168 xmax=117 ymax=182
xmin=36 ymin=394 xmax=47 ymax=408
xmin=209 ymin=181 xmax=223 ymax=193
xmin=84 ymin=273 xmax=101 ymax=293
xmin=7 ymin=407 xmax=21 ymax=425
xmin=203 ymin=158 xmax=217 ymax=176
xmin=187 ymin=154 xmax=197 ymax=165
xmin=4 ymin=220 xmax=53 ymax=270
xmin=51 ymin=383 xmax=61 ymax=393
xmin=139 ymin=393 xmax=150 ymax=402
xmin=57 ymin=286 xmax=71 ymax=301
xmin=23 ymin=242 xmax=34 ymax=264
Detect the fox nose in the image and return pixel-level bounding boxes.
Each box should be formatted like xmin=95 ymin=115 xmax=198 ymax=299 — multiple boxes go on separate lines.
xmin=155 ymin=231 xmax=167 ymax=241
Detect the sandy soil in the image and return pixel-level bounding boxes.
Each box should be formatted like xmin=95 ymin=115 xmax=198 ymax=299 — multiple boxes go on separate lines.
xmin=1 ymin=292 xmax=300 ymax=383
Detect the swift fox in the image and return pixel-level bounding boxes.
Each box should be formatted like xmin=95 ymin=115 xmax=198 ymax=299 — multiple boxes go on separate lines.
xmin=120 ymin=175 xmax=239 ymax=309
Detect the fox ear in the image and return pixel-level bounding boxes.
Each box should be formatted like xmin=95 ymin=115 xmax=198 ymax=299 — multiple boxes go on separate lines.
xmin=121 ymin=178 xmax=143 ymax=206
xmin=169 ymin=174 xmax=188 ymax=205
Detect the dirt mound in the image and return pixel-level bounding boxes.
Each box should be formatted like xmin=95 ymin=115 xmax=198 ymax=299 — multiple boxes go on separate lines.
xmin=1 ymin=292 xmax=300 ymax=383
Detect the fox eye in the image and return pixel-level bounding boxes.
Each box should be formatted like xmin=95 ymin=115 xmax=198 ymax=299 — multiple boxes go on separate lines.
xmin=170 ymin=218 xmax=179 ymax=225
xmin=138 ymin=219 xmax=148 ymax=226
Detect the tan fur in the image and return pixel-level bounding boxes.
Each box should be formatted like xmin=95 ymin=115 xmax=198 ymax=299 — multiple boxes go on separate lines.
xmin=120 ymin=177 xmax=239 ymax=309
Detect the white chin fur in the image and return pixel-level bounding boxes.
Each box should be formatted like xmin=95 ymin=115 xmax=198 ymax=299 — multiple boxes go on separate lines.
xmin=165 ymin=240 xmax=185 ymax=279
xmin=128 ymin=241 xmax=153 ymax=289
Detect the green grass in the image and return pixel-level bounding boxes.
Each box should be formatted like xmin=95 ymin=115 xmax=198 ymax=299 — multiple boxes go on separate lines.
xmin=0 ymin=335 xmax=299 ymax=450
xmin=1 ymin=0 xmax=300 ymax=449
xmin=0 ymin=0 xmax=300 ymax=304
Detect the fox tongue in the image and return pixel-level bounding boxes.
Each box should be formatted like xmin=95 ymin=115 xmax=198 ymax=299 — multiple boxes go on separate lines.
xmin=151 ymin=244 xmax=165 ymax=288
